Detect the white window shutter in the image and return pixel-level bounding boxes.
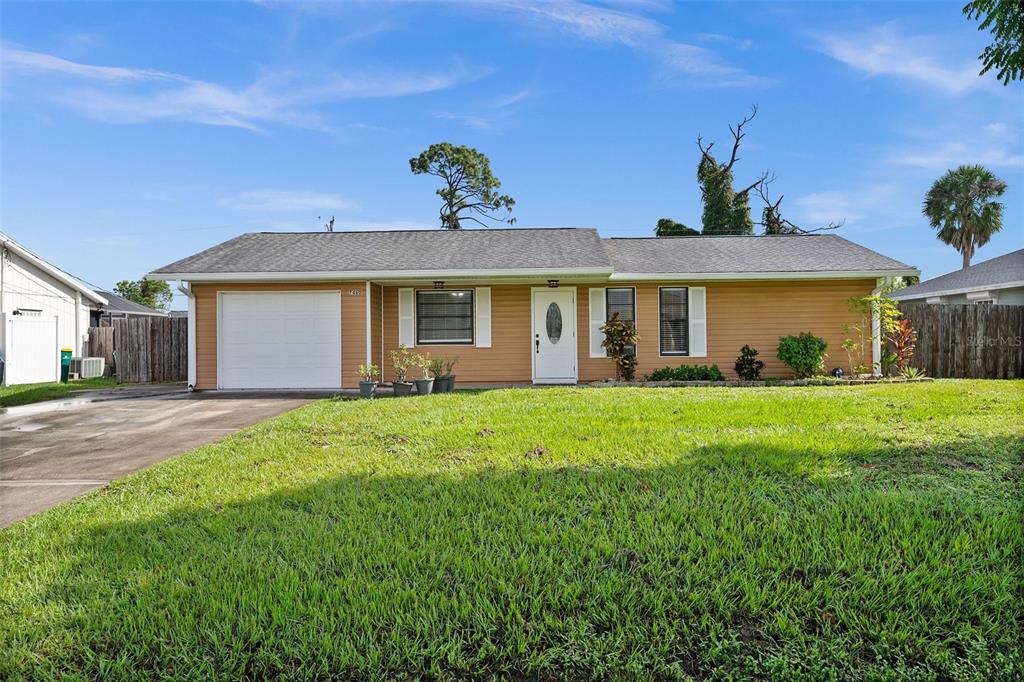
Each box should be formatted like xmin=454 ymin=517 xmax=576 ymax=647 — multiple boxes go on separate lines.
xmin=588 ymin=287 xmax=607 ymax=358
xmin=475 ymin=287 xmax=491 ymax=348
xmin=398 ymin=288 xmax=415 ymax=347
xmin=688 ymin=286 xmax=707 ymax=357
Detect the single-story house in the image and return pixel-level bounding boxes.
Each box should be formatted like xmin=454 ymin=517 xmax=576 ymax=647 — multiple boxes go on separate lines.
xmin=892 ymin=248 xmax=1023 ymax=306
xmin=1 ymin=231 xmax=108 ymax=385
xmin=147 ymin=229 xmax=918 ymax=390
xmin=91 ymin=289 xmax=170 ymax=326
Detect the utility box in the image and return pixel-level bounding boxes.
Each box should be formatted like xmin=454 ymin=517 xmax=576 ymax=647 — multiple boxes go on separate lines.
xmin=71 ymin=357 xmax=106 ymax=379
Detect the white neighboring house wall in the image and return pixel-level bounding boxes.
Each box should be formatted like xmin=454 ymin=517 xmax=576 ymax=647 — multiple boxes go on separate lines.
xmin=0 ymin=233 xmax=106 ymax=380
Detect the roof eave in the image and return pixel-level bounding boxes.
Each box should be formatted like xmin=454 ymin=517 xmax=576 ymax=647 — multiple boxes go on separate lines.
xmin=609 ymin=268 xmax=920 ymax=281
xmin=892 ymin=279 xmax=1024 ymax=300
xmin=1 ymin=232 xmax=108 ymax=305
xmin=146 ymin=267 xmax=616 ymax=282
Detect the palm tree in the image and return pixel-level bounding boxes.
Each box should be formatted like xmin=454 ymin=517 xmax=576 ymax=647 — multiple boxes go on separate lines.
xmin=923 ymin=165 xmax=1007 ymax=269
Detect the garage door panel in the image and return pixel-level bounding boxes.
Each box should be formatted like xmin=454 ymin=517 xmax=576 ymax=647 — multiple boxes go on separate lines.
xmin=219 ymin=292 xmax=341 ymax=389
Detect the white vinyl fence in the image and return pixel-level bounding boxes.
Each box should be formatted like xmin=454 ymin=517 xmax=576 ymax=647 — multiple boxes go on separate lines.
xmin=1 ymin=313 xmax=59 ymax=386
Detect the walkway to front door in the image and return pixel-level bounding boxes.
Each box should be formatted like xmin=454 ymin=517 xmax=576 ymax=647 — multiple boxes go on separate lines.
xmin=531 ymin=288 xmax=577 ymax=384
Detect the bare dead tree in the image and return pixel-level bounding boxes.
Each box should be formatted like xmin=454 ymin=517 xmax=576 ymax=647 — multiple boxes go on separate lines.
xmin=755 ymin=178 xmax=843 ymax=234
xmin=696 ymin=104 xmax=759 ymax=175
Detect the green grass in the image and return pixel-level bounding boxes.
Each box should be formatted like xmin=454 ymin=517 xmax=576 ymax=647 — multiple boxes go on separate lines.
xmin=1 ymin=382 xmax=1022 ymax=680
xmin=0 ymin=376 xmax=119 ymax=408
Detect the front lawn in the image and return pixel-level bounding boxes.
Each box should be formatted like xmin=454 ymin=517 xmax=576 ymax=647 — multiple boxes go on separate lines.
xmin=0 ymin=376 xmax=119 ymax=408
xmin=1 ymin=382 xmax=1021 ymax=679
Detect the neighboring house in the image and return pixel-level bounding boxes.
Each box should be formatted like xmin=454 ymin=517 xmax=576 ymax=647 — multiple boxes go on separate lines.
xmin=147 ymin=229 xmax=918 ymax=390
xmin=91 ymin=289 xmax=169 ymax=326
xmin=892 ymin=249 xmax=1024 ymax=306
xmin=1 ymin=232 xmax=107 ymax=384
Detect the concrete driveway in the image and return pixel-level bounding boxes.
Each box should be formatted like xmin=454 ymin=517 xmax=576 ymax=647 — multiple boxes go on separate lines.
xmin=1 ymin=389 xmax=318 ymax=528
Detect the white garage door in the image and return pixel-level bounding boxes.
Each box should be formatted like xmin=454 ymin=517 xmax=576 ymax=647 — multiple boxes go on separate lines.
xmin=218 ymin=291 xmax=341 ymax=389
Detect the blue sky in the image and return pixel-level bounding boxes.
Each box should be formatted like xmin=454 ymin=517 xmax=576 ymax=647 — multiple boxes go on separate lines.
xmin=2 ymin=0 xmax=1021 ymax=309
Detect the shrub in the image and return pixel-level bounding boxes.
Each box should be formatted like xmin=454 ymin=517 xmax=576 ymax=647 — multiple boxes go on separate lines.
xmin=843 ymin=295 xmax=901 ymax=374
xmin=645 ymin=364 xmax=724 ymax=381
xmin=734 ymin=345 xmax=765 ymax=380
xmin=777 ymin=333 xmax=828 ymax=378
xmin=887 ymin=319 xmax=918 ymax=376
xmin=390 ymin=345 xmax=415 ymax=382
xmin=600 ymin=313 xmax=640 ymax=381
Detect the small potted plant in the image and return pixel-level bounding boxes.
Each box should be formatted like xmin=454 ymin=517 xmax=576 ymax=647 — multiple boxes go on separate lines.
xmin=427 ymin=357 xmax=447 ymax=392
xmin=413 ymin=353 xmax=434 ymax=395
xmin=390 ymin=345 xmax=415 ymax=397
xmin=358 ymin=363 xmax=380 ymax=399
xmin=443 ymin=355 xmax=459 ymax=392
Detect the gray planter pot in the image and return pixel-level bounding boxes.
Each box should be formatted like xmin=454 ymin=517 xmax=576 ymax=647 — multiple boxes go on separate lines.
xmin=359 ymin=381 xmax=378 ymax=399
xmin=447 ymin=375 xmax=456 ymax=392
xmin=414 ymin=378 xmax=434 ymax=395
xmin=433 ymin=376 xmax=451 ymax=393
xmin=392 ymin=381 xmax=414 ymax=397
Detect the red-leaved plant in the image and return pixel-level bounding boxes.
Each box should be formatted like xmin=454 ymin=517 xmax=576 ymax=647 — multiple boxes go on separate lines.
xmin=887 ymin=319 xmax=918 ymax=376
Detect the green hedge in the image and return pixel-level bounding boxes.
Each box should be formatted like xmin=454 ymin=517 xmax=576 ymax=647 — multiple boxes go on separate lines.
xmin=644 ymin=363 xmax=725 ymax=381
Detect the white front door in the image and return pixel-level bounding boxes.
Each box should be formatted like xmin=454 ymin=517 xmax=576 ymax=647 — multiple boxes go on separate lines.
xmin=218 ymin=291 xmax=342 ymax=389
xmin=532 ymin=288 xmax=577 ymax=384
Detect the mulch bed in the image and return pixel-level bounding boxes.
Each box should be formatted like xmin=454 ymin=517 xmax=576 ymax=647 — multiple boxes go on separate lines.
xmin=590 ymin=377 xmax=934 ymax=388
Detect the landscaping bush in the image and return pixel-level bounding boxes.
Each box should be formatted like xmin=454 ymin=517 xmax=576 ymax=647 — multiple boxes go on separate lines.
xmin=600 ymin=313 xmax=640 ymax=381
xmin=777 ymin=332 xmax=828 ymax=378
xmin=645 ymin=363 xmax=724 ymax=381
xmin=734 ymin=345 xmax=765 ymax=380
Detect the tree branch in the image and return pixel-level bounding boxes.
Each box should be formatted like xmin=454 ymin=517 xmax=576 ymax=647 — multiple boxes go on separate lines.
xmin=754 ymin=178 xmax=842 ymax=234
xmin=725 ymin=104 xmax=757 ymax=172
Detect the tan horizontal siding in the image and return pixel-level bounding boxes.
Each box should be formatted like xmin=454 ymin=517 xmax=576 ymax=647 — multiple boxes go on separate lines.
xmin=192 ymin=281 xmax=367 ymax=390
xmin=382 ymin=284 xmax=534 ymax=383
xmin=578 ymin=279 xmax=877 ymax=380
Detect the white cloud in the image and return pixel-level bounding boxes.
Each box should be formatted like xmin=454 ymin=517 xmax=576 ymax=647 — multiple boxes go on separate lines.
xmin=434 ymin=111 xmax=493 ymax=130
xmin=434 ymin=86 xmax=537 ymax=131
xmin=222 ymin=189 xmax=356 ymax=212
xmin=890 ymin=142 xmax=1024 ymax=171
xmin=493 ymin=88 xmax=535 ymax=108
xmin=1 ymin=46 xmax=488 ymax=131
xmin=815 ymin=22 xmax=988 ymax=96
xmin=694 ymin=32 xmax=753 ymax=51
xmin=886 ymin=122 xmax=1024 ymax=171
xmin=795 ymin=184 xmax=909 ymax=231
xmin=3 ymin=47 xmax=181 ymax=82
xmin=470 ymin=0 xmax=766 ymax=87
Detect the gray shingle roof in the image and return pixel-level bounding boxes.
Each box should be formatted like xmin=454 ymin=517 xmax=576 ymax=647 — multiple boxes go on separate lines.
xmin=95 ymin=290 xmax=169 ymax=316
xmin=892 ymin=248 xmax=1024 ymax=299
xmin=149 ymin=229 xmax=916 ymax=278
xmin=151 ymin=228 xmax=612 ymax=275
xmin=603 ymin=234 xmax=914 ymax=274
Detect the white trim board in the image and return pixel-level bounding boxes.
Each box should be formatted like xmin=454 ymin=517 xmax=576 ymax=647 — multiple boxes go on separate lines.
xmin=609 ymin=269 xmax=918 ymax=281
xmin=149 ymin=267 xmax=614 ymax=282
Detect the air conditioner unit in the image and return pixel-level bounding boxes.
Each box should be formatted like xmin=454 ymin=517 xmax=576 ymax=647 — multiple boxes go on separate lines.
xmin=71 ymin=357 xmax=105 ymax=379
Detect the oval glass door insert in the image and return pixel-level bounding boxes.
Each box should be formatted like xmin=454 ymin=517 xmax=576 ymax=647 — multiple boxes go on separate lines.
xmin=545 ymin=302 xmax=563 ymax=344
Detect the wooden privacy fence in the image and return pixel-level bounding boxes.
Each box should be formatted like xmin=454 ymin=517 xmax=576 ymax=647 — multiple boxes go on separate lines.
xmin=900 ymin=303 xmax=1023 ymax=379
xmin=86 ymin=317 xmax=188 ymax=383
xmin=85 ymin=326 xmax=115 ymax=375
